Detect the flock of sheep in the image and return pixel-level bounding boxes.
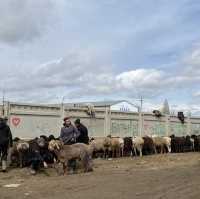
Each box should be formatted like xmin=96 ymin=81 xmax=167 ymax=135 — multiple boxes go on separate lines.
xmin=89 ymin=135 xmax=171 ymax=158
xmin=7 ymin=134 xmax=198 ymax=175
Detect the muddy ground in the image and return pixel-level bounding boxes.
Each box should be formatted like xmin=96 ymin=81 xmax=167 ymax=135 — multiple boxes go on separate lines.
xmin=1 ymin=153 xmax=200 ymax=199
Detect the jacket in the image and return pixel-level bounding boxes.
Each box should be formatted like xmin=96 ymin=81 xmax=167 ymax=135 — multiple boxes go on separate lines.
xmin=0 ymin=122 xmax=13 ymax=146
xmin=60 ymin=124 xmax=80 ymax=145
xmin=76 ymin=123 xmax=89 ymax=144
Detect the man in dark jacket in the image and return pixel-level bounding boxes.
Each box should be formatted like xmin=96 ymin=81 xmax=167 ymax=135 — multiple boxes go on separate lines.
xmin=0 ymin=117 xmax=13 ymax=172
xmin=75 ymin=119 xmax=89 ymax=144
xmin=60 ymin=117 xmax=80 ymax=174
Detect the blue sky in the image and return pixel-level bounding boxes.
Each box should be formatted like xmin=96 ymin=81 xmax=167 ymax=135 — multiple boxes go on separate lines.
xmin=0 ymin=0 xmax=200 ymax=114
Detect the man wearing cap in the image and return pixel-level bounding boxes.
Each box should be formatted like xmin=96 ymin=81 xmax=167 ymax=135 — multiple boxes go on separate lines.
xmin=0 ymin=117 xmax=13 ymax=172
xmin=60 ymin=117 xmax=80 ymax=145
xmin=60 ymin=117 xmax=80 ymax=174
xmin=75 ymin=119 xmax=89 ymax=144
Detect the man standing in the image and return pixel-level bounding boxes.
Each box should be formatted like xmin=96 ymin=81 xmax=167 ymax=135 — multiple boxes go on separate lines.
xmin=0 ymin=117 xmax=13 ymax=172
xmin=75 ymin=119 xmax=89 ymax=144
xmin=60 ymin=117 xmax=80 ymax=174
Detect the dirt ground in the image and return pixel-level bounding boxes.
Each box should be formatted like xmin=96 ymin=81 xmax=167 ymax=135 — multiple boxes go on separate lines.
xmin=1 ymin=153 xmax=200 ymax=199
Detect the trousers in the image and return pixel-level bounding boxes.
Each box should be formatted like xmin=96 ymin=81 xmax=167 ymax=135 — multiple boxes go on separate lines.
xmin=0 ymin=143 xmax=8 ymax=161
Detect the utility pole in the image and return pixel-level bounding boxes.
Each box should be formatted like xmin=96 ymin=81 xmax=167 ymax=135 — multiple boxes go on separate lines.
xmin=140 ymin=96 xmax=143 ymax=112
xmin=138 ymin=96 xmax=143 ymax=137
xmin=2 ymin=89 xmax=5 ymax=117
xmin=61 ymin=96 xmax=66 ymax=121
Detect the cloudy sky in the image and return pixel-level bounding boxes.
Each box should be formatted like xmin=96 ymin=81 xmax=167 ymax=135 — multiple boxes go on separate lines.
xmin=0 ymin=0 xmax=200 ymax=114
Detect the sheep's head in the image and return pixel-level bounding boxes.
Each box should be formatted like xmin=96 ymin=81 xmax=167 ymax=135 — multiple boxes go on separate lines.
xmin=37 ymin=137 xmax=46 ymax=148
xmin=48 ymin=140 xmax=63 ymax=151
xmin=16 ymin=142 xmax=29 ymax=152
xmin=89 ymin=137 xmax=95 ymax=142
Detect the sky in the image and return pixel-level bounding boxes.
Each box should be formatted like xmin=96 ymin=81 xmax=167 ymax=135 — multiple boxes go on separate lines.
xmin=0 ymin=0 xmax=200 ymax=115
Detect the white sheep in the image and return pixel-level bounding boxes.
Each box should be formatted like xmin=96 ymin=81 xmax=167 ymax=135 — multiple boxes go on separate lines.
xmin=132 ymin=136 xmax=144 ymax=157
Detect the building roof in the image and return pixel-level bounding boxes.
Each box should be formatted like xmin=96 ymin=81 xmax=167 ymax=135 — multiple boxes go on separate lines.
xmin=64 ymin=100 xmax=139 ymax=108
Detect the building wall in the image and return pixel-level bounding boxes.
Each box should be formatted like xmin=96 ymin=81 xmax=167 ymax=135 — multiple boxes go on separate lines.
xmin=111 ymin=101 xmax=138 ymax=112
xmin=2 ymin=102 xmax=200 ymax=138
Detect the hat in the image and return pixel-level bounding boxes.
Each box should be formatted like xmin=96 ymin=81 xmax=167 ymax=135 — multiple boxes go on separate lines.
xmin=63 ymin=117 xmax=70 ymax=122
xmin=74 ymin=118 xmax=80 ymax=124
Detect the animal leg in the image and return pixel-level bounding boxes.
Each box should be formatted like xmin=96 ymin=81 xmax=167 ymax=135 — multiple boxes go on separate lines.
xmin=168 ymin=146 xmax=171 ymax=153
xmin=19 ymin=152 xmax=23 ymax=168
xmin=121 ymin=148 xmax=124 ymax=157
xmin=43 ymin=161 xmax=48 ymax=168
xmin=139 ymin=147 xmax=142 ymax=157
xmin=154 ymin=146 xmax=157 ymax=154
xmin=63 ymin=162 xmax=68 ymax=175
xmin=133 ymin=147 xmax=137 ymax=157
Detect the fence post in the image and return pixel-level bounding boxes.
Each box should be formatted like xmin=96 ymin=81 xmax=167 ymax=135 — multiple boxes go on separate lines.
xmin=104 ymin=108 xmax=107 ymax=136
xmin=104 ymin=107 xmax=111 ymax=136
xmin=109 ymin=108 xmax=111 ymax=136
xmin=5 ymin=101 xmax=11 ymax=125
xmin=138 ymin=112 xmax=143 ymax=136
xmin=165 ymin=114 xmax=170 ymax=136
xmin=187 ymin=116 xmax=191 ymax=135
xmin=60 ymin=103 xmax=64 ymax=127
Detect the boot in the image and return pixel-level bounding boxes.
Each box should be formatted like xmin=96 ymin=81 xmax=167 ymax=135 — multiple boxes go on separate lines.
xmin=2 ymin=160 xmax=7 ymax=172
xmin=68 ymin=169 xmax=74 ymax=175
xmin=30 ymin=169 xmax=36 ymax=175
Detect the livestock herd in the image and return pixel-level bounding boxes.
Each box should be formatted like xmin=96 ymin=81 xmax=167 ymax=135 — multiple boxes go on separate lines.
xmin=7 ymin=134 xmax=200 ymax=175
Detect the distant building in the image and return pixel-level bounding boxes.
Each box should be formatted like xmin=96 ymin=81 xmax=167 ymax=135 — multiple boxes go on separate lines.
xmin=160 ymin=99 xmax=170 ymax=115
xmin=65 ymin=100 xmax=139 ymax=112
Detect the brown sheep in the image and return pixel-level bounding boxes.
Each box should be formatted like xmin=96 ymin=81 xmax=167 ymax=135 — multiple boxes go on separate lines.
xmin=8 ymin=139 xmax=29 ymax=168
xmin=152 ymin=136 xmax=169 ymax=154
xmin=89 ymin=137 xmax=110 ymax=158
xmin=109 ymin=137 xmax=124 ymax=158
xmin=49 ymin=140 xmax=93 ymax=175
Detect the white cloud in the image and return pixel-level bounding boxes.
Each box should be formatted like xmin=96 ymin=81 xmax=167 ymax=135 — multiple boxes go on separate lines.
xmin=0 ymin=0 xmax=56 ymax=44
xmin=116 ymin=69 xmax=165 ymax=89
xmin=182 ymin=46 xmax=200 ymax=77
xmin=1 ymin=45 xmax=200 ymax=107
xmin=193 ymin=91 xmax=200 ymax=97
xmin=0 ymin=0 xmax=200 ymax=117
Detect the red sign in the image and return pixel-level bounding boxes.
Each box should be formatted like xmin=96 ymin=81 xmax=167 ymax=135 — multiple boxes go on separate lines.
xmin=12 ymin=117 xmax=21 ymax=127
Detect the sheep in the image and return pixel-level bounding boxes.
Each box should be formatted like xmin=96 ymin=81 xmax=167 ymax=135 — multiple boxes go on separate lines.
xmin=152 ymin=136 xmax=168 ymax=154
xmin=132 ymin=136 xmax=144 ymax=157
xmin=16 ymin=141 xmax=30 ymax=168
xmin=190 ymin=137 xmax=195 ymax=151
xmin=170 ymin=135 xmax=191 ymax=153
xmin=109 ymin=137 xmax=124 ymax=158
xmin=142 ymin=136 xmax=155 ymax=155
xmin=191 ymin=135 xmax=200 ymax=151
xmin=49 ymin=140 xmax=93 ymax=175
xmin=118 ymin=137 xmax=124 ymax=157
xmin=123 ymin=137 xmax=133 ymax=156
xmin=8 ymin=138 xmax=30 ymax=168
xmin=89 ymin=137 xmax=107 ymax=158
xmin=162 ymin=137 xmax=171 ymax=153
xmin=103 ymin=136 xmax=112 ymax=158
xmin=89 ymin=136 xmax=125 ymax=158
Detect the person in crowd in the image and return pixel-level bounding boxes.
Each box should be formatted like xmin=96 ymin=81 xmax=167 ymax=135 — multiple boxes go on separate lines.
xmin=75 ymin=118 xmax=89 ymax=144
xmin=0 ymin=117 xmax=13 ymax=172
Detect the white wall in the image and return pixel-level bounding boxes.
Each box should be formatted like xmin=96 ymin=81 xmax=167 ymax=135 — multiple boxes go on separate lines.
xmin=10 ymin=114 xmax=60 ymax=139
xmin=3 ymin=102 xmax=200 ymax=138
